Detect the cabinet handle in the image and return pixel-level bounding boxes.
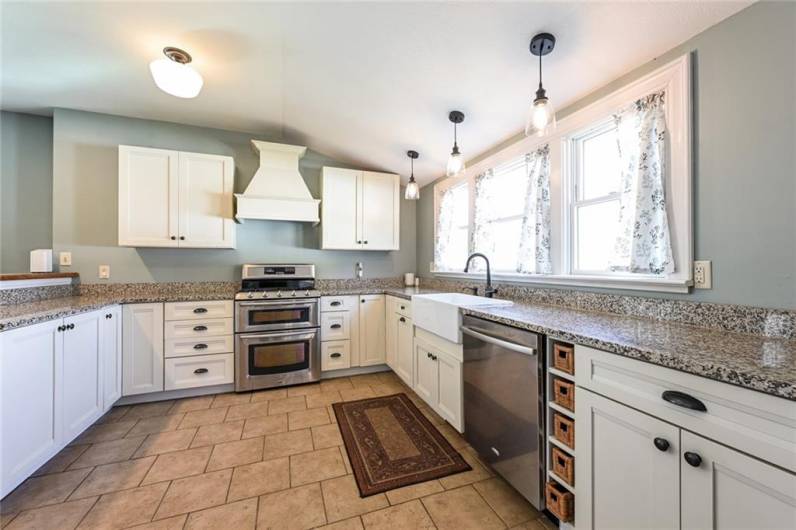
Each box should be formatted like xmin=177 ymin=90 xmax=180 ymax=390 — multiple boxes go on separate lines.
xmin=357 ymin=240 xmax=362 ymax=244
xmin=193 ymin=308 xmax=208 ymax=314
xmin=330 ymin=353 xmax=342 ymax=359
xmin=399 ymin=317 xmax=406 ymax=322
xmin=194 ymin=368 xmax=209 ymax=374
xmin=193 ymin=343 xmax=208 ymax=350
xmin=684 ymin=451 xmax=702 ymax=467
xmin=653 ymin=437 xmax=670 ymax=452
xmin=432 ymin=355 xmax=437 ymax=361
xmin=330 ymin=324 xmax=342 ymax=329
xmin=193 ymin=325 xmax=208 ymax=331
xmin=400 ymin=305 xmax=405 ymax=310
xmin=330 ymin=301 xmax=342 ymax=306
xmin=361 ymin=299 xmax=365 ymax=303
xmin=661 ymin=391 xmax=707 ymax=412
xmin=171 ymin=236 xmax=176 ymax=240
xmin=66 ymin=323 xmax=74 ymax=330
xmin=427 ymin=352 xmax=431 ymax=359
xmin=57 ymin=325 xmax=65 ymax=332
xmin=363 ymin=240 xmax=368 ymax=244
xmin=180 ymin=236 xmax=185 ymax=240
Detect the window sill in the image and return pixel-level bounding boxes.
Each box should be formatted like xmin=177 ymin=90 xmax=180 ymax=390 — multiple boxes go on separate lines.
xmin=431 ymin=271 xmax=692 ymax=294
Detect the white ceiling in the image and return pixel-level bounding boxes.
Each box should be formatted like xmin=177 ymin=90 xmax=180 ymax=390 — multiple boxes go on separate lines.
xmin=1 ymin=1 xmax=750 ymax=185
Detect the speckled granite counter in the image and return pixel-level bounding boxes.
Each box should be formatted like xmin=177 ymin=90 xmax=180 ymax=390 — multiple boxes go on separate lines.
xmin=463 ymin=303 xmax=796 ymax=401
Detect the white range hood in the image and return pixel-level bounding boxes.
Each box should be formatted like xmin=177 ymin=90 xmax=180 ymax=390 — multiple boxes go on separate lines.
xmin=235 ymin=140 xmax=320 ymax=223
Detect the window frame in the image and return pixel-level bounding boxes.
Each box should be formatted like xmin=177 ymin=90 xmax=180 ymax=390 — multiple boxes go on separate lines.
xmin=432 ymin=54 xmax=693 ymax=293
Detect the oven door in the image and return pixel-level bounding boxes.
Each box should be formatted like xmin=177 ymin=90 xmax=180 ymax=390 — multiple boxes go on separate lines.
xmin=235 ymin=329 xmax=320 ymax=391
xmin=235 ymin=299 xmax=319 ymax=333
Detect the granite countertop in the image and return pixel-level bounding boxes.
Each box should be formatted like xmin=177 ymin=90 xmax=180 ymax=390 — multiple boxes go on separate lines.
xmin=463 ymin=303 xmax=796 ymax=401
xmin=2 ymin=286 xmax=793 ymax=401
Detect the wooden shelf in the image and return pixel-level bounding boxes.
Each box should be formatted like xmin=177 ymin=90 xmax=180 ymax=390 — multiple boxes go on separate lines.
xmin=548 ymin=470 xmax=575 ymax=494
xmin=549 ymin=401 xmax=575 ymax=419
xmin=549 ymin=435 xmax=575 ymax=456
xmin=549 ymin=367 xmax=575 ymax=382
xmin=0 ymin=272 xmax=78 ymax=281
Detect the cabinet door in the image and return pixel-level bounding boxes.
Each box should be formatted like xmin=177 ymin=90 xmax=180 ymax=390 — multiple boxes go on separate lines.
xmin=118 ymin=145 xmax=179 ymax=247
xmin=385 ymin=306 xmax=398 ymax=371
xmin=575 ymin=388 xmax=680 ymax=530
xmin=358 ymin=295 xmax=386 ymax=366
xmin=436 ymin=350 xmax=462 ymax=432
xmin=62 ymin=310 xmax=103 ymax=441
xmin=413 ymin=340 xmax=438 ymax=408
xmin=123 ymin=303 xmax=164 ymax=396
xmin=101 ymin=305 xmax=122 ymax=411
xmin=681 ymin=431 xmax=796 ymax=530
xmin=177 ymin=152 xmax=235 ymax=248
xmin=360 ymin=171 xmax=399 ymax=250
xmin=0 ymin=320 xmax=63 ymax=498
xmin=395 ymin=315 xmax=414 ymax=386
xmin=321 ymin=167 xmax=361 ymax=249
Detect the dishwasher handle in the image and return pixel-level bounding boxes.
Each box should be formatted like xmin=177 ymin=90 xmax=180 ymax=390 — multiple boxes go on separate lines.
xmin=461 ymin=326 xmax=537 ymax=356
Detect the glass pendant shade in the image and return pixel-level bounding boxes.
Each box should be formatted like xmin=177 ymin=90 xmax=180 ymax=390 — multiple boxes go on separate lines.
xmin=149 ymin=58 xmax=203 ymax=98
xmin=405 ymin=179 xmax=419 ymax=200
xmin=525 ymin=95 xmax=556 ymax=137
xmin=446 ymin=149 xmax=465 ymax=176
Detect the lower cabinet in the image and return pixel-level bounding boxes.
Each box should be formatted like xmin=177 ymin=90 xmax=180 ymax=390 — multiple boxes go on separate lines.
xmin=165 ymin=353 xmax=234 ymax=390
xmin=385 ymin=296 xmax=414 ymax=386
xmin=61 ymin=310 xmax=104 ymax=441
xmin=122 ymin=303 xmax=164 ymax=396
xmin=575 ymin=386 xmax=796 ymax=530
xmin=413 ymin=336 xmax=463 ymax=432
xmin=101 ymin=306 xmax=122 ymax=410
xmin=358 ymin=295 xmax=386 ymax=366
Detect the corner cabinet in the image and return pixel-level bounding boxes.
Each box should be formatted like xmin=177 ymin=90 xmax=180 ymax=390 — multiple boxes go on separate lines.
xmin=118 ymin=145 xmax=235 ymax=248
xmin=320 ymin=167 xmax=399 ymax=250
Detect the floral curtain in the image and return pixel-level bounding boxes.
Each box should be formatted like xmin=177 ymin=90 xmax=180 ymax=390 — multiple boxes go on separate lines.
xmin=469 ymin=169 xmax=496 ymax=270
xmin=518 ymin=145 xmax=552 ymax=274
xmin=433 ymin=186 xmax=458 ymax=271
xmin=610 ymin=91 xmax=674 ymax=274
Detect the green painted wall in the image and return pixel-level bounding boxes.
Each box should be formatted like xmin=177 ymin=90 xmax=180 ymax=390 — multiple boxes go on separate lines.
xmin=417 ymin=2 xmax=796 ymax=309
xmin=51 ymin=108 xmax=416 ymax=282
xmin=1 ymin=111 xmax=54 ymax=273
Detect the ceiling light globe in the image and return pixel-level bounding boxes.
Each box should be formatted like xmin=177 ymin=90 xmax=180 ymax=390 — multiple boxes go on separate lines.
xmin=446 ymin=151 xmax=465 ymax=177
xmin=405 ymin=180 xmax=419 ymax=200
xmin=525 ymin=97 xmax=556 ymax=137
xmin=149 ymin=58 xmax=203 ymax=98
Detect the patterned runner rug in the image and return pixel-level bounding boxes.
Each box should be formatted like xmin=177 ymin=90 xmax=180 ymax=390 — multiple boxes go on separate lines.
xmin=333 ymin=393 xmax=471 ymax=497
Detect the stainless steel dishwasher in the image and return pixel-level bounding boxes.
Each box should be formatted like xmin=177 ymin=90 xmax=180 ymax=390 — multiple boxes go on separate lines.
xmin=461 ymin=315 xmax=545 ymax=509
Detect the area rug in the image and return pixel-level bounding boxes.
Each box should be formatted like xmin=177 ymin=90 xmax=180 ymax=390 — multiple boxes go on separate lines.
xmin=333 ymin=393 xmax=471 ymax=497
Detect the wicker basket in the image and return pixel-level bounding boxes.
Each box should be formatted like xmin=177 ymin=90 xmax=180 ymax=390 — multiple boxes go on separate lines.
xmin=551 ymin=447 xmax=574 ymax=486
xmin=553 ymin=378 xmax=575 ymax=411
xmin=546 ymin=481 xmax=574 ymax=522
xmin=553 ymin=343 xmax=575 ymax=374
xmin=553 ymin=413 xmax=575 ymax=449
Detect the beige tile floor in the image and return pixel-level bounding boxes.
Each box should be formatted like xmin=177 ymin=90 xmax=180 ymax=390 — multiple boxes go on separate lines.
xmin=0 ymin=372 xmax=557 ymax=530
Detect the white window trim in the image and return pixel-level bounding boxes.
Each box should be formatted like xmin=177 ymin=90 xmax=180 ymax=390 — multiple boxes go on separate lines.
xmin=432 ymin=54 xmax=692 ymax=294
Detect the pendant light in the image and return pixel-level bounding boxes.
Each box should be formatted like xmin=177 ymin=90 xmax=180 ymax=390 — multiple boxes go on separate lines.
xmin=525 ymin=33 xmax=556 ymax=137
xmin=446 ymin=111 xmax=466 ymax=176
xmin=149 ymin=47 xmax=204 ymax=99
xmin=405 ymin=150 xmax=420 ymax=200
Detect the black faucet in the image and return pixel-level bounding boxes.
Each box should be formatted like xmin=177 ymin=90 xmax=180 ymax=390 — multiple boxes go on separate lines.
xmin=464 ymin=253 xmax=498 ymax=298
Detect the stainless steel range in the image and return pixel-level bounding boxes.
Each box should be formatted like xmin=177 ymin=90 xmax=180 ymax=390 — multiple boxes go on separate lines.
xmin=234 ymin=264 xmax=321 ymax=392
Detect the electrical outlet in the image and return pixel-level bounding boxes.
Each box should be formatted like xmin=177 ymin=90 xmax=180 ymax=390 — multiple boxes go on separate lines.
xmin=694 ymin=260 xmax=712 ymax=289
xmin=59 ymin=252 xmax=72 ymax=266
xmin=98 ymin=265 xmax=110 ymax=279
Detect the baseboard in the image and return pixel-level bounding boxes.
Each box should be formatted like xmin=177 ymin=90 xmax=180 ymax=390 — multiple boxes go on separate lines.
xmin=320 ymin=364 xmax=391 ymax=379
xmin=116 ymin=383 xmax=235 ymax=405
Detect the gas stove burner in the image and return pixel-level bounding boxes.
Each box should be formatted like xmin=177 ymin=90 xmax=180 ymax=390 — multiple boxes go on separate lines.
xmin=236 ymin=264 xmax=318 ymax=300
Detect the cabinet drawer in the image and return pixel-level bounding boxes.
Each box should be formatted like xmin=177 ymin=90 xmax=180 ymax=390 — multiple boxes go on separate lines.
xmin=165 ymin=318 xmax=233 ymax=339
xmin=394 ymin=298 xmax=412 ymax=318
xmin=164 ymin=300 xmax=233 ymax=321
xmin=321 ymin=341 xmax=351 ymax=371
xmin=320 ymin=296 xmax=357 ymax=312
xmin=165 ymin=335 xmax=233 ymax=358
xmin=576 ymin=345 xmax=796 ymax=472
xmin=165 ymin=353 xmax=233 ymax=390
xmin=321 ymin=313 xmax=350 ymax=341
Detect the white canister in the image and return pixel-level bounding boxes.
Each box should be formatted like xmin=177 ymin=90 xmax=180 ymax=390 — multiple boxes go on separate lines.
xmin=30 ymin=249 xmax=53 ymax=273
xmin=404 ymin=273 xmax=415 ymax=287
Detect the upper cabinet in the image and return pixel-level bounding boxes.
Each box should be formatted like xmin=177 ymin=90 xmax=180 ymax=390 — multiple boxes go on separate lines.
xmin=320 ymin=167 xmax=399 ymax=250
xmin=118 ymin=145 xmax=235 ymax=248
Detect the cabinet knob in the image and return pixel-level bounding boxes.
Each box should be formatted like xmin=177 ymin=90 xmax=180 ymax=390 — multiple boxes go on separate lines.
xmin=653 ymin=437 xmax=670 ymax=452
xmin=684 ymin=451 xmax=702 ymax=467
xmin=180 ymin=236 xmax=185 ymax=240
xmin=357 ymin=240 xmax=362 ymax=244
xmin=171 ymin=236 xmax=176 ymax=240
xmin=400 ymin=305 xmax=405 ymax=310
xmin=193 ymin=368 xmax=209 ymax=374
xmin=363 ymin=240 xmax=368 ymax=244
xmin=432 ymin=354 xmax=437 ymax=361
xmin=193 ymin=343 xmax=208 ymax=350
xmin=361 ymin=299 xmax=365 ymax=303
xmin=57 ymin=325 xmax=65 ymax=332
xmin=67 ymin=323 xmax=75 ymax=330
xmin=399 ymin=317 xmax=406 ymax=322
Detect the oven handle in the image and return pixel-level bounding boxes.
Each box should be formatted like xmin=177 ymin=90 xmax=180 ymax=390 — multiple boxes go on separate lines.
xmin=237 ymin=330 xmax=319 ymax=341
xmin=237 ymin=300 xmax=318 ymax=308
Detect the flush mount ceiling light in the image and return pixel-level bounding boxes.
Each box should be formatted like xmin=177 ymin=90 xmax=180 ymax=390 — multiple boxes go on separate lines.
xmin=405 ymin=150 xmax=420 ymax=200
xmin=525 ymin=33 xmax=556 ymax=137
xmin=446 ymin=110 xmax=466 ymax=177
xmin=149 ymin=47 xmax=203 ymax=99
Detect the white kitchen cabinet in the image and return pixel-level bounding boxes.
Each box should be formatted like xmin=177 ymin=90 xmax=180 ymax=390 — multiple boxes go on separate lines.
xmin=320 ymin=167 xmax=400 ymax=250
xmin=62 ymin=310 xmax=103 ymax=441
xmin=0 ymin=320 xmax=63 ymax=498
xmin=395 ymin=314 xmax=414 ymax=386
xmin=385 ymin=304 xmax=398 ymax=371
xmin=164 ymin=353 xmax=234 ymax=391
xmin=575 ymin=387 xmax=680 ymax=530
xmin=118 ymin=145 xmax=235 ymax=248
xmin=358 ymin=294 xmax=386 ymax=366
xmin=320 ymin=295 xmax=360 ymax=370
xmin=100 ymin=305 xmax=122 ymax=411
xmin=413 ymin=340 xmax=438 ymax=406
xmin=123 ymin=303 xmax=164 ymax=396
xmin=681 ymin=431 xmax=796 ymax=530
xmin=413 ymin=334 xmax=464 ymax=432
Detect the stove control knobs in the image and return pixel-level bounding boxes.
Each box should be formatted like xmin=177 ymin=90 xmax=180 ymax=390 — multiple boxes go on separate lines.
xmin=247 ymin=292 xmax=254 ymax=299
xmin=305 ymin=291 xmax=311 ymax=297
xmin=291 ymin=291 xmax=296 ymax=297
xmin=276 ymin=291 xmax=282 ymax=298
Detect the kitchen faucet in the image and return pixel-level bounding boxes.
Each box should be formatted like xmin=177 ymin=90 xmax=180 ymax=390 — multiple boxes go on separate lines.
xmin=464 ymin=253 xmax=498 ymax=298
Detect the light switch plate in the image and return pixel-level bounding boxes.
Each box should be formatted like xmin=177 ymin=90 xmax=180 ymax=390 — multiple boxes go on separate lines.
xmin=98 ymin=265 xmax=110 ymax=279
xmin=694 ymin=260 xmax=712 ymax=289
xmin=59 ymin=252 xmax=72 ymax=266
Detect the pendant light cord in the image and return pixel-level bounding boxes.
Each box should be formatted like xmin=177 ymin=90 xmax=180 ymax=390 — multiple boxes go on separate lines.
xmin=453 ymin=122 xmax=458 ymax=149
xmin=538 ymin=51 xmax=543 ymax=90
